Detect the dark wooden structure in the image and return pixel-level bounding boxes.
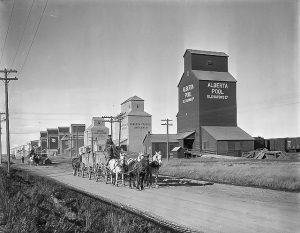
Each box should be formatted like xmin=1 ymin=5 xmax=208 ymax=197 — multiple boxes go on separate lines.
xmin=177 ymin=49 xmax=254 ymax=156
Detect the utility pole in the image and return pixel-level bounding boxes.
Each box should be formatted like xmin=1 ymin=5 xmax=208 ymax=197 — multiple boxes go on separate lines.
xmin=0 ymin=68 xmax=18 ymax=175
xmin=76 ymin=127 xmax=79 ymax=158
xmin=91 ymin=131 xmax=93 ymax=154
xmin=102 ymin=113 xmax=125 ymax=144
xmin=0 ymin=112 xmax=6 ymax=164
xmin=116 ymin=113 xmax=125 ymax=147
xmin=161 ymin=119 xmax=173 ymax=161
xmin=101 ymin=116 xmax=115 ymax=136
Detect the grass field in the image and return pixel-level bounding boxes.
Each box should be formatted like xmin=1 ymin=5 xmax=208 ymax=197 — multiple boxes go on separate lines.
xmin=160 ymin=155 xmax=300 ymax=192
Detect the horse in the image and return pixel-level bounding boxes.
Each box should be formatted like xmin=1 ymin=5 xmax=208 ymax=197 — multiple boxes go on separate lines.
xmin=124 ymin=158 xmax=138 ymax=189
xmin=125 ymin=153 xmax=149 ymax=190
xmin=72 ymin=155 xmax=82 ymax=176
xmin=106 ymin=153 xmax=126 ymax=186
xmin=33 ymin=154 xmax=40 ymax=166
xmin=146 ymin=151 xmax=162 ymax=188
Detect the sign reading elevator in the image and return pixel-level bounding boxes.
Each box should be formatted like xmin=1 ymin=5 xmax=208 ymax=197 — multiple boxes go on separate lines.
xmin=182 ymin=84 xmax=194 ymax=103
xmin=207 ymin=82 xmax=229 ymax=100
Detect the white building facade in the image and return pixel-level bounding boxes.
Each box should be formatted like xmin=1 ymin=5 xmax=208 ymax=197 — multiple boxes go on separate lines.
xmin=84 ymin=117 xmax=109 ymax=152
xmin=114 ymin=96 xmax=152 ymax=152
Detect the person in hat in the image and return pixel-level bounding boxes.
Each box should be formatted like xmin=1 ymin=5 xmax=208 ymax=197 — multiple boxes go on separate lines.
xmin=105 ymin=135 xmax=115 ymax=165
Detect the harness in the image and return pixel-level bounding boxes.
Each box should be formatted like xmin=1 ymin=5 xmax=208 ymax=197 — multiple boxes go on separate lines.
xmin=122 ymin=163 xmax=139 ymax=175
xmin=107 ymin=157 xmax=126 ymax=172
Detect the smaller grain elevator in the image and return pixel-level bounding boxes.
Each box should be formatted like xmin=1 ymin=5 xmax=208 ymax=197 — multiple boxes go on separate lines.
xmin=177 ymin=49 xmax=253 ymax=156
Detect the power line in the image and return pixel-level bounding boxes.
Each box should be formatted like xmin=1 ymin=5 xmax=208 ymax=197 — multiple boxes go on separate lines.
xmin=11 ymin=0 xmax=36 ymax=68
xmin=19 ymin=0 xmax=49 ymax=74
xmin=0 ymin=0 xmax=16 ymax=67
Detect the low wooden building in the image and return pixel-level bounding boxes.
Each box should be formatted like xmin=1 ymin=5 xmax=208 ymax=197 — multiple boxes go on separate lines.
xmin=143 ymin=133 xmax=179 ymax=158
xmin=201 ymin=126 xmax=254 ymax=156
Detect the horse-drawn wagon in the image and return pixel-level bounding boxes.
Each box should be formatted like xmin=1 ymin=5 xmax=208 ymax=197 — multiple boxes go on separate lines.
xmin=79 ymin=151 xmax=108 ymax=181
xmin=72 ymin=147 xmax=163 ymax=190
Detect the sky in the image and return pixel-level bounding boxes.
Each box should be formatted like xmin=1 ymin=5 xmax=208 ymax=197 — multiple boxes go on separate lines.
xmin=0 ymin=0 xmax=299 ymax=150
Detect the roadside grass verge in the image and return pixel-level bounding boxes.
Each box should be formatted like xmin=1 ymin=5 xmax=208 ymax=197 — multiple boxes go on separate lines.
xmin=160 ymin=158 xmax=300 ymax=192
xmin=0 ymin=167 xmax=171 ymax=233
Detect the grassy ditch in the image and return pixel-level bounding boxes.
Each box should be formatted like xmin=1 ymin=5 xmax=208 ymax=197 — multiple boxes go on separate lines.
xmin=0 ymin=167 xmax=172 ymax=233
xmin=160 ymin=157 xmax=300 ymax=192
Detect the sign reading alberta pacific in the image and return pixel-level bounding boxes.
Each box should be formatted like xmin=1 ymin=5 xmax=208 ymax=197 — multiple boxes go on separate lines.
xmin=207 ymin=82 xmax=229 ymax=100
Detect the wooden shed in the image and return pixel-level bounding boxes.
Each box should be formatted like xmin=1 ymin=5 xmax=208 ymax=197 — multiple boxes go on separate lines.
xmin=143 ymin=133 xmax=179 ymax=158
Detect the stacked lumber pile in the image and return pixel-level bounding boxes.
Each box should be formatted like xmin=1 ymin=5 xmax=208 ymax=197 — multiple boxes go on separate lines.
xmin=242 ymin=149 xmax=286 ymax=160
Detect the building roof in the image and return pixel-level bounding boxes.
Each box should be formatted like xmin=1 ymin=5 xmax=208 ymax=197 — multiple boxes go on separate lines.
xmin=40 ymin=131 xmax=47 ymax=137
xmin=121 ymin=95 xmax=144 ymax=105
xmin=201 ymin=126 xmax=254 ymax=141
xmin=58 ymin=127 xmax=70 ymax=133
xmin=47 ymin=128 xmax=58 ymax=134
xmin=171 ymin=146 xmax=182 ymax=152
xmin=143 ymin=134 xmax=179 ymax=143
xmin=192 ymin=70 xmax=236 ymax=82
xmin=184 ymin=49 xmax=228 ymax=57
xmin=177 ymin=131 xmax=195 ymax=140
xmin=126 ymin=111 xmax=152 ymax=117
xmin=70 ymin=124 xmax=86 ymax=133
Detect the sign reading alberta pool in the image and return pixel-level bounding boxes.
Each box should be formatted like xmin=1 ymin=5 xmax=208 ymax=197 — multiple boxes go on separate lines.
xmin=182 ymin=84 xmax=194 ymax=103
xmin=207 ymin=82 xmax=229 ymax=100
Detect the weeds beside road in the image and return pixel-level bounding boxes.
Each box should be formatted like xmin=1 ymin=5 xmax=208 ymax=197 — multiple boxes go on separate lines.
xmin=160 ymin=156 xmax=300 ymax=192
xmin=0 ymin=167 xmax=171 ymax=233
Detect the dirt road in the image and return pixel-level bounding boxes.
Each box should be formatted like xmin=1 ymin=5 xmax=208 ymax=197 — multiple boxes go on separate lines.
xmin=14 ymin=159 xmax=300 ymax=233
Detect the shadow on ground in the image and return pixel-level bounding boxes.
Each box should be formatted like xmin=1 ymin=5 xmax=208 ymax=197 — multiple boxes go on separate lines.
xmin=156 ymin=175 xmax=214 ymax=187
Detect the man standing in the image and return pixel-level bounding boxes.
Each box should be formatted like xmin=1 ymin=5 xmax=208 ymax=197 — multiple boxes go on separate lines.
xmin=105 ymin=135 xmax=115 ymax=165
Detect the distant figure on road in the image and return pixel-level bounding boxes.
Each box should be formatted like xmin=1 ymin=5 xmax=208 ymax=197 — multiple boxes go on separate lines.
xmin=21 ymin=155 xmax=25 ymax=163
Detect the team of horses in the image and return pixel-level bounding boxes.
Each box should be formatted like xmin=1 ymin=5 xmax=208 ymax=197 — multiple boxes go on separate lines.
xmin=72 ymin=150 xmax=162 ymax=190
xmin=27 ymin=150 xmax=41 ymax=166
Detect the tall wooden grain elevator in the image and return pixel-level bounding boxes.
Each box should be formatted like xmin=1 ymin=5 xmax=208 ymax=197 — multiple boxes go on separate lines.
xmin=177 ymin=49 xmax=254 ymax=156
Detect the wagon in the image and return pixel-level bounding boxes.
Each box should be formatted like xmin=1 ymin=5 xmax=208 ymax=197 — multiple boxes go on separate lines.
xmin=80 ymin=151 xmax=108 ymax=182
